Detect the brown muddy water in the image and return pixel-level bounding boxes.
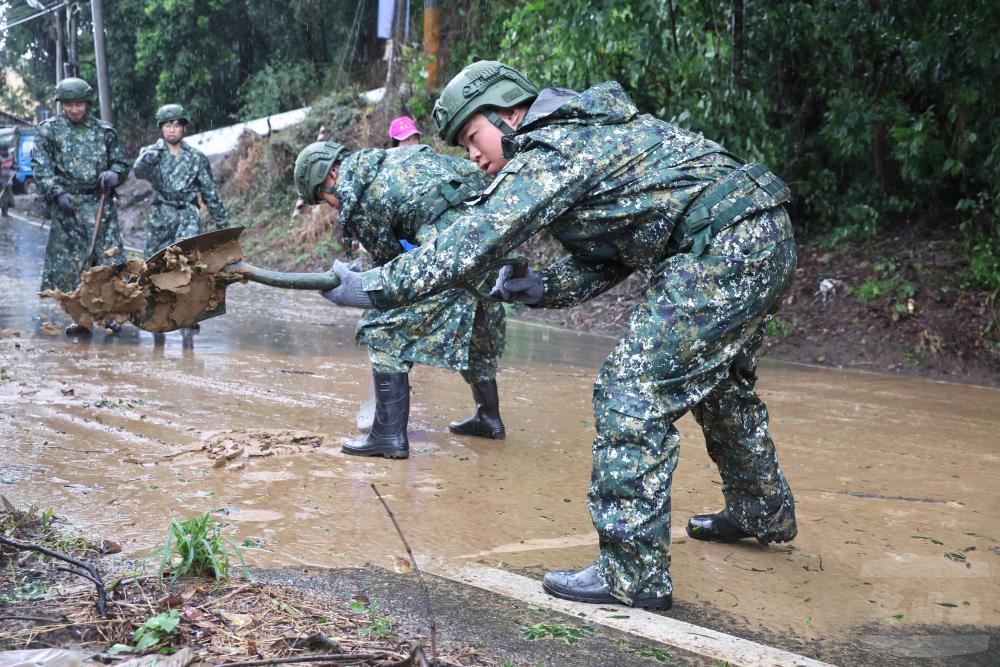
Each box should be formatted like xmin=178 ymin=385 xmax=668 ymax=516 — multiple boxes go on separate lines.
xmin=2 ymin=215 xmax=998 ymax=653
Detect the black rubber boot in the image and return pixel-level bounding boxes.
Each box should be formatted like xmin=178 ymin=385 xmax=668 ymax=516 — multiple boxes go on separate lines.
xmin=64 ymin=323 xmax=91 ymax=336
xmin=686 ymin=509 xmax=797 ymax=546
xmin=543 ymin=562 xmax=672 ymax=610
xmin=342 ymin=372 xmax=409 ymax=459
xmin=448 ymin=380 xmax=505 ymax=439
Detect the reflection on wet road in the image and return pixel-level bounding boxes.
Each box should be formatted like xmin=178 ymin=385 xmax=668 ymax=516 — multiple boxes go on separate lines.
xmin=2 ymin=214 xmax=998 ymax=653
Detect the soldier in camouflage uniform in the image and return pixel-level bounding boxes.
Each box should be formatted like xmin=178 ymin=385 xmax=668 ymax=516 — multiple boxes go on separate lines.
xmin=323 ymin=61 xmax=798 ymax=609
xmin=134 ymin=104 xmax=227 ymax=258
xmin=33 ymin=78 xmax=129 ymax=335
xmin=294 ymin=141 xmax=507 ymax=460
xmin=0 ymin=138 xmax=15 ymax=218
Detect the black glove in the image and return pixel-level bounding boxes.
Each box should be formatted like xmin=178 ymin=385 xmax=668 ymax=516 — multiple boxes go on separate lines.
xmin=140 ymin=149 xmax=161 ymax=167
xmin=99 ymin=171 xmax=120 ymax=189
xmin=55 ymin=192 xmax=75 ymax=213
xmin=319 ymin=260 xmax=374 ymax=309
xmin=492 ymin=264 xmax=544 ymax=304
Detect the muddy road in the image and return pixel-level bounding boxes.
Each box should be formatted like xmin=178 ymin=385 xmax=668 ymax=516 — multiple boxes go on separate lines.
xmin=2 ymin=214 xmax=998 ymax=665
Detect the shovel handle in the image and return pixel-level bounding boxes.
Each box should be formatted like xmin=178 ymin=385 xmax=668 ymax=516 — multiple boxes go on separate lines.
xmin=224 ymin=260 xmax=342 ymax=291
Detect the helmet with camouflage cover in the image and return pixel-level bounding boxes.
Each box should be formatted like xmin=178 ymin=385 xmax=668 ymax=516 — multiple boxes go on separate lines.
xmin=156 ymin=104 xmax=189 ymax=126
xmin=431 ymin=61 xmax=538 ymax=146
xmin=54 ymin=77 xmax=94 ymax=102
xmin=0 ymin=138 xmax=9 ymax=149
xmin=294 ymin=141 xmax=348 ymax=205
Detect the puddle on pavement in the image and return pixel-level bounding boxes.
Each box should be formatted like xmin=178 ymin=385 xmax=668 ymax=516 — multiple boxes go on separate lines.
xmin=2 ymin=214 xmax=999 ymax=645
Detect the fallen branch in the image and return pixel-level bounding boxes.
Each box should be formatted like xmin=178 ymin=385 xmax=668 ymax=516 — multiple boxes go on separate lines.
xmin=0 ymin=616 xmax=64 ymax=623
xmin=217 ymin=653 xmax=381 ymax=666
xmin=0 ymin=535 xmax=107 ymax=617
xmin=371 ymin=484 xmax=437 ymax=664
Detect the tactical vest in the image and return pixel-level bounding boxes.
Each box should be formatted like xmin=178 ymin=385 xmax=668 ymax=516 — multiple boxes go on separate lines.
xmin=669 ymin=163 xmax=791 ymax=256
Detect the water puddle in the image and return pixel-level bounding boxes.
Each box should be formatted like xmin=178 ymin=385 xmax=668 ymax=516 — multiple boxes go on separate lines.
xmin=2 ymin=214 xmax=999 ymax=642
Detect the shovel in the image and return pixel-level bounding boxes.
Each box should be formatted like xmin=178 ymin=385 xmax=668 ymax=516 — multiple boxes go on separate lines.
xmin=134 ymin=226 xmax=343 ymax=332
xmin=134 ymin=226 xmax=527 ymax=332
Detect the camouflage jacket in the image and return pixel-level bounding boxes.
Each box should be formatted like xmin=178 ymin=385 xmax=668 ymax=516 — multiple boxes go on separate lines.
xmin=362 ymin=82 xmax=789 ymax=309
xmin=335 ymin=145 xmax=485 ymax=263
xmin=336 ymin=145 xmax=502 ymax=371
xmin=134 ymin=139 xmax=227 ymax=226
xmin=32 ymin=113 xmax=129 ymax=199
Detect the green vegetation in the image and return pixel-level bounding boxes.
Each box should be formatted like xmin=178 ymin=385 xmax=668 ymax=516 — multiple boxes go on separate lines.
xmin=108 ymin=609 xmax=181 ymax=655
xmin=156 ymin=512 xmax=248 ymax=582
xmin=350 ymin=598 xmax=396 ymax=641
xmin=521 ymin=621 xmax=593 ymax=645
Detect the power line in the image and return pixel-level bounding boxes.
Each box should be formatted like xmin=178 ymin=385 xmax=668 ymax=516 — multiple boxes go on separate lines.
xmin=1 ymin=1 xmax=68 ymax=31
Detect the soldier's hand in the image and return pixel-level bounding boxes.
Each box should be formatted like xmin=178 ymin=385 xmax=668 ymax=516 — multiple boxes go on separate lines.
xmin=491 ymin=264 xmax=544 ymax=304
xmin=141 ymin=149 xmax=161 ymax=167
xmin=55 ymin=192 xmax=76 ymax=213
xmin=99 ymin=171 xmax=120 ymax=189
xmin=319 ymin=260 xmax=374 ymax=309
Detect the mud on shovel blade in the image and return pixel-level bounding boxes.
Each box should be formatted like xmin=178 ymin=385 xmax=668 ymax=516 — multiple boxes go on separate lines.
xmin=136 ymin=226 xmax=341 ymax=332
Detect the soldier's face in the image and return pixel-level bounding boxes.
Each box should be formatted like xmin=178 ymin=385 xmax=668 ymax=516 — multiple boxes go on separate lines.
xmin=161 ymin=120 xmax=186 ymax=144
xmin=63 ymin=101 xmax=88 ymax=122
xmin=457 ymin=114 xmax=507 ymax=175
xmin=318 ymin=168 xmax=340 ymax=211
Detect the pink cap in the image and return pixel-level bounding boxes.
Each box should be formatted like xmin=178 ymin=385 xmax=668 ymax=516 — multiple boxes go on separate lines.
xmin=389 ymin=116 xmax=420 ymax=141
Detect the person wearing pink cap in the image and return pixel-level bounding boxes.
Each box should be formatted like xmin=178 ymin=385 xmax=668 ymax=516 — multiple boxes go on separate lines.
xmin=389 ymin=116 xmax=421 ymax=147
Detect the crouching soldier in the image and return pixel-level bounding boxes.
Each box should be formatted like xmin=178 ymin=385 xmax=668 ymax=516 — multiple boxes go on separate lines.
xmin=321 ymin=61 xmax=799 ymax=609
xmin=294 ymin=141 xmax=508 ymax=459
xmin=32 ymin=77 xmax=128 ymax=335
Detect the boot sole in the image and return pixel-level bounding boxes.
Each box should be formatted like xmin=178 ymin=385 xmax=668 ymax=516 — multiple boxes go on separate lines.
xmin=542 ymin=581 xmax=672 ymax=610
xmin=341 ymin=445 xmax=409 ymax=459
xmin=686 ymin=525 xmax=797 ymax=545
xmin=447 ymin=425 xmax=506 ymax=440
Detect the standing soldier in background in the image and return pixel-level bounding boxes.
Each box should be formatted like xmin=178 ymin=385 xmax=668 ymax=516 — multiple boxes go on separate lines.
xmin=134 ymin=104 xmax=228 ymax=259
xmin=0 ymin=138 xmax=15 ymax=218
xmin=295 ymin=141 xmax=507 ymax=459
xmin=32 ymin=77 xmax=128 ymax=335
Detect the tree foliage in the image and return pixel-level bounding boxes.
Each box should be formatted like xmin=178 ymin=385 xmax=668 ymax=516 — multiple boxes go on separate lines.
xmin=452 ymin=0 xmax=999 ymax=242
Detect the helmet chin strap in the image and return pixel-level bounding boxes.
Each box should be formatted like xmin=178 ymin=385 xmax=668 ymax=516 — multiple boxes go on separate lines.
xmin=484 ymin=109 xmax=517 ymax=135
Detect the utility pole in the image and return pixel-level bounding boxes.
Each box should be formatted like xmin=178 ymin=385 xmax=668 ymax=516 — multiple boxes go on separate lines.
xmin=65 ymin=1 xmax=79 ymax=79
xmin=422 ymin=0 xmax=440 ymax=89
xmin=90 ymin=0 xmax=112 ymax=123
xmin=53 ymin=5 xmax=64 ymax=83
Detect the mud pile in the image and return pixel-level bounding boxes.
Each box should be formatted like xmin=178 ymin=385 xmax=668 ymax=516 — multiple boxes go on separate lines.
xmin=40 ymin=239 xmax=247 ymax=333
xmin=38 ymin=259 xmax=147 ymax=332
xmin=138 ymin=242 xmax=245 ymax=333
xmin=123 ymin=429 xmax=327 ymax=468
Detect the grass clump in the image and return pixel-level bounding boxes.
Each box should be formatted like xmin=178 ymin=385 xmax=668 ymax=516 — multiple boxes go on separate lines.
xmin=157 ymin=512 xmax=248 ymax=582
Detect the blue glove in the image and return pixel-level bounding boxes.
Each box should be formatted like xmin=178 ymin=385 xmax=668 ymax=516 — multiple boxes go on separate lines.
xmin=491 ymin=264 xmax=544 ymax=304
xmin=319 ymin=260 xmax=374 ymax=308
xmin=99 ymin=171 xmax=120 ymax=189
xmin=55 ymin=192 xmax=75 ymax=213
xmin=140 ymin=149 xmax=162 ymax=167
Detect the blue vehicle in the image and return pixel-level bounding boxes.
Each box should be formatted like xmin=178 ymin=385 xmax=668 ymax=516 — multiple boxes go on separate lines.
xmin=0 ymin=127 xmax=35 ymax=194
xmin=13 ymin=129 xmax=35 ymax=194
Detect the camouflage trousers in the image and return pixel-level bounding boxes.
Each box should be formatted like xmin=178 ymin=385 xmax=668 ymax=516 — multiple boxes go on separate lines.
xmin=143 ymin=201 xmax=202 ymax=258
xmin=589 ymin=208 xmax=797 ymax=604
xmin=41 ymin=194 xmax=124 ymax=292
xmin=368 ymin=301 xmax=505 ymax=385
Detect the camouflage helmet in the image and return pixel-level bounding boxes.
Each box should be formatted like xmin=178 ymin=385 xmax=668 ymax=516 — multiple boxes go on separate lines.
xmin=0 ymin=138 xmax=9 ymax=149
xmin=431 ymin=61 xmax=538 ymax=146
xmin=294 ymin=141 xmax=348 ymax=205
xmin=156 ymin=103 xmax=189 ymax=126
xmin=54 ymin=77 xmax=93 ymax=102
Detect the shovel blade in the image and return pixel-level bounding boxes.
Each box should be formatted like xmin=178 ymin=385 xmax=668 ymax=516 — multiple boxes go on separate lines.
xmin=135 ymin=227 xmax=246 ymax=333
